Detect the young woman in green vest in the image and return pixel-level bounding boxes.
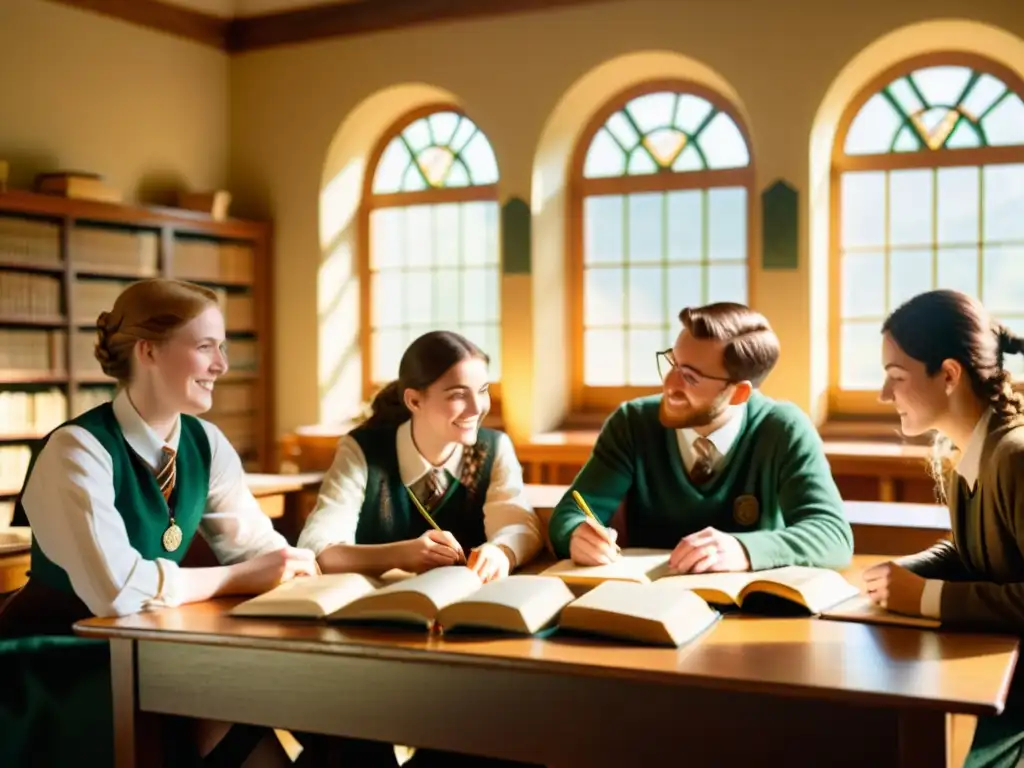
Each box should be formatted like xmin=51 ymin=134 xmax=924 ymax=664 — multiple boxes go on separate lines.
xmin=865 ymin=289 xmax=1024 ymax=768
xmin=298 ymin=330 xmax=544 ymax=767
xmin=0 ymin=278 xmax=319 ymax=767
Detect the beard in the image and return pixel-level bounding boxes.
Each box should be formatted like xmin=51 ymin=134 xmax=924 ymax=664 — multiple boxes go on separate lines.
xmin=658 ymin=391 xmax=732 ymax=429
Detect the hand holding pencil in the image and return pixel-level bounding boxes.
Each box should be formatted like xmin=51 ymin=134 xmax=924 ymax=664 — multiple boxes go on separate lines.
xmin=568 ymin=490 xmax=622 ymax=566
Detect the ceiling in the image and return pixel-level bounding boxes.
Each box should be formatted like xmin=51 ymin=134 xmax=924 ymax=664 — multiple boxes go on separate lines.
xmin=162 ymin=0 xmax=362 ymax=18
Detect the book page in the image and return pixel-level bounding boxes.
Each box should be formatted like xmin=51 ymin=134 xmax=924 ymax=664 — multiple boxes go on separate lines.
xmin=230 ymin=573 xmax=381 ymax=619
xmin=649 ymin=571 xmax=757 ymax=605
xmin=745 ymin=567 xmax=861 ymax=613
xmin=820 ymin=594 xmax=942 ymax=629
xmin=437 ymin=575 xmax=575 ymax=634
xmin=540 ymin=549 xmax=673 ymax=585
xmin=333 ymin=566 xmax=484 ymax=622
xmin=561 ymin=581 xmax=720 ymax=647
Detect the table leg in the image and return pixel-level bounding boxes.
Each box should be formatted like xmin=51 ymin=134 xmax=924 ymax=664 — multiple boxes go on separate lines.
xmin=898 ymin=710 xmax=948 ymax=768
xmin=110 ymin=638 xmax=162 ymax=768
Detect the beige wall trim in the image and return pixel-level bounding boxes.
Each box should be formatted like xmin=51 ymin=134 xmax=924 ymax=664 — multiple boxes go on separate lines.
xmin=45 ymin=0 xmax=620 ymax=52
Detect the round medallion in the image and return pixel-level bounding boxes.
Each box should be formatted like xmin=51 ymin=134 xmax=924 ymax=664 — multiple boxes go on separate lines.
xmin=162 ymin=522 xmax=183 ymax=552
xmin=733 ymin=495 xmax=760 ymax=526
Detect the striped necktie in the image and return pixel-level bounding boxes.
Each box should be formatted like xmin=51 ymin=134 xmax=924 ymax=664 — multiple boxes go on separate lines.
xmin=156 ymin=446 xmax=176 ymax=503
xmin=413 ymin=468 xmax=449 ymax=513
xmin=689 ymin=437 xmax=715 ymax=484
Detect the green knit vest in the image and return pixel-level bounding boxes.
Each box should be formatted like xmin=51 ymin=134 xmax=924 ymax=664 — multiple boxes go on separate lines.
xmin=349 ymin=424 xmax=498 ymax=549
xmin=18 ymin=403 xmax=211 ymax=594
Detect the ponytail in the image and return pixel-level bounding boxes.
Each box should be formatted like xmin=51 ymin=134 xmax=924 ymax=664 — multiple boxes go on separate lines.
xmin=358 ymin=380 xmax=411 ymax=430
xmin=986 ymin=324 xmax=1024 ymax=424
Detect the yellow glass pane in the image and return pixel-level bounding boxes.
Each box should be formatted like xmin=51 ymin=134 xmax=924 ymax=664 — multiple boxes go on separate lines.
xmin=642 ymin=129 xmax=686 ymax=167
xmin=911 ymin=107 xmax=958 ymax=150
xmin=417 ymin=146 xmax=455 ymax=187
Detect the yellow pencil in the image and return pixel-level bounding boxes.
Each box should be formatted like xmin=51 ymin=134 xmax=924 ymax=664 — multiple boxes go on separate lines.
xmin=572 ymin=490 xmax=620 ymax=552
xmin=405 ymin=486 xmax=465 ymax=563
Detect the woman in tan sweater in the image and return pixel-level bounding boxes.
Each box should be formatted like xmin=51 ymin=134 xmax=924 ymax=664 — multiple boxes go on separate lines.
xmin=865 ymin=288 xmax=1024 ymax=768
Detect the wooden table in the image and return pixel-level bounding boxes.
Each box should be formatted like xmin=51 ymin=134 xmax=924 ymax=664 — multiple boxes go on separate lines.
xmin=76 ymin=557 xmax=1017 ymax=768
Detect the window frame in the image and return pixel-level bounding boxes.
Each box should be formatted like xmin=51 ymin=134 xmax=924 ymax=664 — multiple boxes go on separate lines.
xmin=358 ymin=103 xmax=502 ymax=412
xmin=568 ymin=79 xmax=757 ymax=414
xmin=829 ymin=52 xmax=1024 ymax=417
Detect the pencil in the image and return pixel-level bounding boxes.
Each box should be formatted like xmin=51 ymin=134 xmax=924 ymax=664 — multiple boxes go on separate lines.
xmin=405 ymin=486 xmax=465 ymax=563
xmin=572 ymin=490 xmax=621 ymax=552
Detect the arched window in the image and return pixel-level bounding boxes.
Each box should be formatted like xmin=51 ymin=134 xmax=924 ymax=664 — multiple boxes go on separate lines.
xmin=571 ymin=82 xmax=754 ymax=412
xmin=362 ymin=106 xmax=501 ymax=400
xmin=832 ymin=55 xmax=1024 ymax=414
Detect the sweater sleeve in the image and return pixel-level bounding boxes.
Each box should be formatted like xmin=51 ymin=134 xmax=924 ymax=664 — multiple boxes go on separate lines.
xmin=939 ymin=445 xmax=1024 ymax=632
xmin=731 ymin=405 xmax=854 ymax=570
xmin=896 ymin=539 xmax=971 ymax=580
xmin=547 ymin=406 xmax=635 ymax=558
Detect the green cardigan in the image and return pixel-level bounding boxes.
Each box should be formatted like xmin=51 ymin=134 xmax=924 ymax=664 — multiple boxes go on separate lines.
xmin=548 ymin=391 xmax=853 ymax=570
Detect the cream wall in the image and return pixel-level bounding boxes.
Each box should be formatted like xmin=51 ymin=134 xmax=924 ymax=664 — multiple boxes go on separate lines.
xmin=0 ymin=0 xmax=229 ymax=204
xmin=226 ymin=0 xmax=1024 ymax=440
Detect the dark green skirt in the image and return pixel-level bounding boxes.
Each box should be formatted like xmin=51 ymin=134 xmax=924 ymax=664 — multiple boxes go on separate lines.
xmin=0 ymin=635 xmax=113 ymax=767
xmin=965 ymin=669 xmax=1024 ymax=768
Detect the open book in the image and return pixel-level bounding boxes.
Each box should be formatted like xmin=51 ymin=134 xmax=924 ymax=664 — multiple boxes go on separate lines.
xmin=819 ymin=594 xmax=941 ymax=629
xmin=230 ymin=567 xmax=575 ymax=635
xmin=542 ymin=550 xmax=859 ymax=614
xmin=559 ymin=581 xmax=720 ymax=647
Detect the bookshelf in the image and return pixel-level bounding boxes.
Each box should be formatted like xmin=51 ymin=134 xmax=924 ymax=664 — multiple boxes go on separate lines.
xmin=0 ymin=189 xmax=274 ymax=522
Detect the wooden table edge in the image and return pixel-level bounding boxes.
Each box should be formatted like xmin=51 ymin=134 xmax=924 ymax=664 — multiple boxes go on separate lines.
xmin=73 ymin=617 xmax=1013 ymax=718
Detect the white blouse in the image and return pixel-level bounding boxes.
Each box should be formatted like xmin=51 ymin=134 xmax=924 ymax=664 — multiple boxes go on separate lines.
xmin=20 ymin=389 xmax=288 ymax=617
xmin=297 ymin=420 xmax=543 ymax=566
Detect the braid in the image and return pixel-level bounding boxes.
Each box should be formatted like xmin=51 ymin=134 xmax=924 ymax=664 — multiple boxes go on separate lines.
xmin=983 ymin=369 xmax=1024 ymax=424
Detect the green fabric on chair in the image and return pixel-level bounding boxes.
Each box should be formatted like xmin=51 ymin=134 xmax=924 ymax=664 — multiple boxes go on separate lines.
xmin=964 ymin=672 xmax=1024 ymax=768
xmin=0 ymin=635 xmax=113 ymax=767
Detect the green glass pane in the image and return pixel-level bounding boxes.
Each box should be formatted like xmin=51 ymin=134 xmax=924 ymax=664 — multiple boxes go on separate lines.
xmin=673 ymin=94 xmax=713 ymax=134
xmin=962 ymin=73 xmax=1007 ymax=119
xmin=372 ymin=138 xmax=412 ymax=194
xmin=892 ymin=124 xmax=921 ymax=152
xmin=605 ymin=111 xmax=639 ymax=149
xmin=945 ymin=117 xmax=981 ymax=149
xmin=626 ymin=92 xmax=676 ymax=133
xmin=911 ymin=66 xmax=973 ymax=106
xmin=460 ymin=131 xmax=499 ymax=184
xmin=671 ymin=144 xmax=704 ymax=172
xmin=449 ymin=118 xmax=477 ymax=152
xmin=428 ymin=112 xmax=459 ymax=145
xmin=887 ymin=78 xmax=923 ymax=115
xmin=697 ymin=112 xmax=749 ymax=169
xmin=982 ymin=94 xmax=1024 ymax=146
xmin=627 ymin=148 xmax=659 ymax=175
xmin=584 ymin=128 xmax=626 ymax=178
xmin=403 ymin=118 xmax=432 ymax=152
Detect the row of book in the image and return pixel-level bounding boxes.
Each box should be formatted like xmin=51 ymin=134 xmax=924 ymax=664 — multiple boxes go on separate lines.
xmin=0 ymin=389 xmax=65 ymax=436
xmin=0 ymin=446 xmax=31 ymax=494
xmin=73 ymin=280 xmax=256 ymax=332
xmin=0 ymin=217 xmax=61 ymax=267
xmin=0 ymin=273 xmax=62 ymax=318
xmin=176 ymin=240 xmax=255 ymax=285
xmin=0 ymin=329 xmax=64 ymax=372
xmin=234 ymin=551 xmax=929 ymax=648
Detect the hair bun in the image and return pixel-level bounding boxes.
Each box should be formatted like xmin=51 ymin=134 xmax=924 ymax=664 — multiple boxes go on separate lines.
xmin=996 ymin=324 xmax=1024 ymax=357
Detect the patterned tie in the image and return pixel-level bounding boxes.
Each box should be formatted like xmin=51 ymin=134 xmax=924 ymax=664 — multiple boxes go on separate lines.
xmin=690 ymin=437 xmax=715 ymax=484
xmin=414 ymin=468 xmax=449 ymax=513
xmin=156 ymin=446 xmax=176 ymax=503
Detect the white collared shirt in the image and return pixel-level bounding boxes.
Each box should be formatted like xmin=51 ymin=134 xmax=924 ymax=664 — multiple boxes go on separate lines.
xmin=920 ymin=407 xmax=994 ymax=618
xmin=675 ymin=403 xmax=747 ymax=475
xmin=298 ymin=420 xmax=543 ymax=565
xmin=21 ymin=389 xmax=288 ymax=617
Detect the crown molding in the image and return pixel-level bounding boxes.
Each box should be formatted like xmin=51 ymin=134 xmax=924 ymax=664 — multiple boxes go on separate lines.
xmin=45 ymin=0 xmax=615 ymax=53
xmin=46 ymin=0 xmax=229 ymax=49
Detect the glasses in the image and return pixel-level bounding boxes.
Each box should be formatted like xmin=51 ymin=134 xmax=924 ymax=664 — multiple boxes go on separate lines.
xmin=656 ymin=349 xmax=733 ymax=387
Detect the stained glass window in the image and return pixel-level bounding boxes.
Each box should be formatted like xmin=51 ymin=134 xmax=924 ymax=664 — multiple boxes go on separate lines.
xmin=835 ymin=63 xmax=1024 ymax=398
xmin=578 ymin=89 xmax=752 ymax=393
xmin=367 ymin=110 xmax=500 ymax=387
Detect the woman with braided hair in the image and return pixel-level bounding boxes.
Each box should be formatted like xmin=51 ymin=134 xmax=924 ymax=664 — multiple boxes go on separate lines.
xmin=863 ymin=288 xmax=1024 ymax=767
xmin=0 ymin=278 xmax=320 ymax=766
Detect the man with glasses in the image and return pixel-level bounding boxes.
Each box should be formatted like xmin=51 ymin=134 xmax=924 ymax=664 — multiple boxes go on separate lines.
xmin=548 ymin=302 xmax=853 ymax=573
